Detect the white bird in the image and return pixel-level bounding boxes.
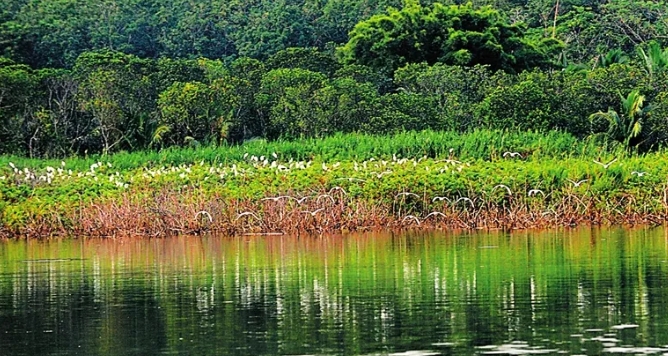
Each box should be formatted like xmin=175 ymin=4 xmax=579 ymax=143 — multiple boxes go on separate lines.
xmin=371 ymin=170 xmax=392 ymax=178
xmin=395 ymin=192 xmax=419 ymax=199
xmin=593 ymin=158 xmax=617 ymax=169
xmin=425 ymin=211 xmax=446 ymax=219
xmin=493 ymin=184 xmax=513 ymax=196
xmin=436 ymin=159 xmax=462 ymax=164
xmin=316 ymin=194 xmax=336 ymax=204
xmin=503 ymin=151 xmax=521 ymax=158
xmin=527 ymin=189 xmax=545 ymax=197
xmin=329 ymin=186 xmax=348 ymax=196
xmin=236 ymin=211 xmax=260 ymax=221
xmin=261 ymin=195 xmax=292 ymax=202
xmin=455 ymin=197 xmax=475 ymax=208
xmin=301 ymin=208 xmax=325 ymax=216
xmin=566 ymin=179 xmax=588 ymax=187
xmin=402 ymin=215 xmax=421 ymax=226
xmin=631 ymin=171 xmax=648 ymax=177
xmin=432 ymin=196 xmax=452 ymax=203
xmin=291 ymin=196 xmax=309 ymax=204
xmin=195 ymin=210 xmax=213 ymax=223
xmin=335 ymin=177 xmax=366 ymax=183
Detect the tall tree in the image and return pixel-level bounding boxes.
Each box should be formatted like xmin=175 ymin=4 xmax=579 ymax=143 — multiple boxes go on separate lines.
xmin=338 ymin=1 xmax=562 ymax=73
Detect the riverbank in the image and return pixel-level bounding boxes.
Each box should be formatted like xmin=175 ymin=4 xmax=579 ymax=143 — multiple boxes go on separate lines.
xmin=1 ymin=131 xmax=666 ymax=238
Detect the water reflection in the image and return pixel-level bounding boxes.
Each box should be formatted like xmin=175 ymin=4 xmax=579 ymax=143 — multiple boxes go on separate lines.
xmin=0 ymin=228 xmax=667 ymax=355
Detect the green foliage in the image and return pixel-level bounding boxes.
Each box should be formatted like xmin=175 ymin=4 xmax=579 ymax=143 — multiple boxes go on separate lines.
xmin=477 ymin=70 xmax=592 ymax=135
xmin=338 ymin=2 xmax=561 ymax=73
xmin=557 ymin=2 xmax=668 ymax=64
xmin=256 ymin=68 xmax=328 ymax=139
xmin=596 ymin=48 xmax=629 ymax=68
xmin=394 ymin=63 xmax=505 ymax=130
xmin=334 ymin=64 xmax=393 ymax=93
xmin=0 ymin=129 xmax=619 ymax=173
xmin=266 ymin=47 xmax=340 ymax=75
xmin=2 ymin=128 xmax=666 ymax=235
xmin=589 ymin=90 xmax=652 ymax=148
xmin=637 ymin=40 xmax=668 ymax=79
xmin=0 ymin=60 xmax=37 ymax=154
xmin=310 ymin=77 xmax=383 ymax=134
xmin=3 ymin=1 xmax=668 ymax=158
xmin=74 ymin=50 xmax=159 ymax=154
xmin=157 ymin=80 xmax=239 ymax=146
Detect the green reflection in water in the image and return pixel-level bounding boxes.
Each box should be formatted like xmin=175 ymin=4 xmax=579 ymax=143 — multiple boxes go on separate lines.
xmin=1 ymin=228 xmax=668 ymax=355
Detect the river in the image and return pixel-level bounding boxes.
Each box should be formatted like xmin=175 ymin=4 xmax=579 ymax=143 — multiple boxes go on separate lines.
xmin=1 ymin=228 xmax=667 ymax=355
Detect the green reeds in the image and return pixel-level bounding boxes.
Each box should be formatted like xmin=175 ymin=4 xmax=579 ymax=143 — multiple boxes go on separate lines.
xmin=0 ymin=129 xmax=623 ymax=173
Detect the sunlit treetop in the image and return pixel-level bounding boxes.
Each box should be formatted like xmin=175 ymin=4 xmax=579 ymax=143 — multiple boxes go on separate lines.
xmin=338 ymin=1 xmax=563 ymax=74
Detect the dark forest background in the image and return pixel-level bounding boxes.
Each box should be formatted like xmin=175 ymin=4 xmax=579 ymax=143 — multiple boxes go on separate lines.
xmin=2 ymin=0 xmax=668 ymax=157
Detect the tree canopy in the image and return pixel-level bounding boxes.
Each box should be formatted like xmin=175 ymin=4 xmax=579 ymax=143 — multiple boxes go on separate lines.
xmin=338 ymin=2 xmax=562 ymax=73
xmin=2 ymin=0 xmax=668 ymax=157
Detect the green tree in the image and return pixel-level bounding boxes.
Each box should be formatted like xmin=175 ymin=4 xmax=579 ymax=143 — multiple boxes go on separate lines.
xmin=256 ymin=68 xmax=327 ymax=139
xmin=338 ymin=2 xmax=561 ymax=74
xmin=394 ymin=63 xmax=504 ymax=131
xmin=589 ymin=89 xmax=652 ymax=148
xmin=27 ymin=69 xmax=86 ymax=157
xmin=226 ymin=57 xmax=267 ymax=142
xmin=157 ymin=79 xmax=239 ymax=146
xmin=477 ymin=69 xmax=592 ymax=135
xmin=75 ymin=50 xmax=156 ymax=154
xmin=0 ymin=59 xmax=37 ymax=155
xmin=266 ymin=47 xmax=340 ymax=76
xmin=637 ymin=41 xmax=668 ymax=80
xmin=311 ymin=77 xmax=383 ymax=134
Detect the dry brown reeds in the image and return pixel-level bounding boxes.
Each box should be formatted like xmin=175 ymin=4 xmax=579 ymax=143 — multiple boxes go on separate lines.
xmin=1 ymin=188 xmax=665 ymax=239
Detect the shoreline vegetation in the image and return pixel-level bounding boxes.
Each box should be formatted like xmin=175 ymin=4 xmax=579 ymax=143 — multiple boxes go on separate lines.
xmin=1 ymin=130 xmax=667 ymax=239
xmin=3 ymin=1 xmax=668 ymax=239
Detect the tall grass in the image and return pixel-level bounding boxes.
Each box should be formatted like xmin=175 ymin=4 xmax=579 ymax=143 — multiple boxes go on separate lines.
xmin=0 ymin=129 xmax=623 ymax=172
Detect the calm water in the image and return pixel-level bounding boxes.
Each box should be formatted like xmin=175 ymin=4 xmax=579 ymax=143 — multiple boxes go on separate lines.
xmin=1 ymin=228 xmax=668 ymax=355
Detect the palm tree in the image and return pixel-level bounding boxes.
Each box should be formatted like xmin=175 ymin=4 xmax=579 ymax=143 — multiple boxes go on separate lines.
xmin=637 ymin=41 xmax=668 ymax=79
xmin=596 ymin=49 xmax=629 ymax=68
xmin=589 ymin=90 xmax=652 ymax=148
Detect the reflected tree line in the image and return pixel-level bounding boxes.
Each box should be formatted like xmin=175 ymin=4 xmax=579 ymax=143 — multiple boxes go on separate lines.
xmin=0 ymin=230 xmax=667 ymax=354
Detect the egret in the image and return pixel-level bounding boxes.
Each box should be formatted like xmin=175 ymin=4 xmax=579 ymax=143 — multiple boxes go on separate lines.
xmin=566 ymin=179 xmax=588 ymax=187
xmin=593 ymin=158 xmax=617 ymax=169
xmin=503 ymin=151 xmax=521 ymax=158
xmin=302 ymin=208 xmax=325 ymax=216
xmin=493 ymin=184 xmax=513 ymax=196
xmin=395 ymin=192 xmax=419 ymax=199
xmin=527 ymin=189 xmax=545 ymax=197
xmin=195 ymin=210 xmax=213 ymax=223
xmin=402 ymin=215 xmax=421 ymax=225
xmin=432 ymin=196 xmax=452 ymax=203
xmin=261 ymin=196 xmax=292 ymax=202
xmin=236 ymin=212 xmax=260 ymax=221
xmin=425 ymin=211 xmax=446 ymax=219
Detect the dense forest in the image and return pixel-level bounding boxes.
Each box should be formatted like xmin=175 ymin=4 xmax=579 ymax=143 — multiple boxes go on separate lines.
xmin=1 ymin=0 xmax=668 ymax=157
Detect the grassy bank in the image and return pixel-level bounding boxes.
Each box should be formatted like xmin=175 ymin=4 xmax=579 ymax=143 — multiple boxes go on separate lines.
xmin=1 ymin=130 xmax=665 ymax=238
